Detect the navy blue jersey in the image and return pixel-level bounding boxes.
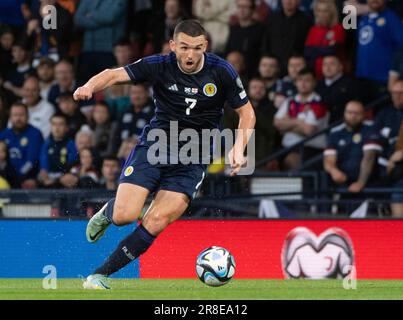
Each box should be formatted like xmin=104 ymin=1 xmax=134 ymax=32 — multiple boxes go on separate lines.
xmin=40 ymin=136 xmax=78 ymax=176
xmin=124 ymin=52 xmax=249 ymax=140
xmin=0 ymin=125 xmax=43 ymax=179
xmin=356 ymin=9 xmax=403 ymax=82
xmin=324 ymin=123 xmax=382 ymax=182
xmin=118 ymin=102 xmax=155 ymax=141
xmin=374 ymin=105 xmax=403 ymax=161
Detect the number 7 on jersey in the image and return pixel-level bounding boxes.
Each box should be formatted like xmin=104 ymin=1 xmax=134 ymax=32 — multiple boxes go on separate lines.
xmin=185 ymin=98 xmax=197 ymax=115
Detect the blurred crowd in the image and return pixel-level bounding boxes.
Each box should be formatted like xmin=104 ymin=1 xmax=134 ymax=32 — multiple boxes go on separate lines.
xmin=0 ymin=0 xmax=403 ymax=208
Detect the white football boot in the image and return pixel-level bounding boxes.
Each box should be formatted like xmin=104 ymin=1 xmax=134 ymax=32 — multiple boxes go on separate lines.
xmin=83 ymin=274 xmax=110 ymax=290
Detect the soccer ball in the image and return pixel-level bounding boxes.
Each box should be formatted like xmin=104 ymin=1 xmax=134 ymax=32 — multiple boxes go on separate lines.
xmin=195 ymin=246 xmax=236 ymax=287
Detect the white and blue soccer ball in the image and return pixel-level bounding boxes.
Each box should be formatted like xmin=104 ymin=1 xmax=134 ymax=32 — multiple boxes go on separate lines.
xmin=196 ymin=246 xmax=236 ymax=287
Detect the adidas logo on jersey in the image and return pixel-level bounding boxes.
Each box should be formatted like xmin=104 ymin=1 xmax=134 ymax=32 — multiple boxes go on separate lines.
xmin=168 ymin=84 xmax=178 ymax=91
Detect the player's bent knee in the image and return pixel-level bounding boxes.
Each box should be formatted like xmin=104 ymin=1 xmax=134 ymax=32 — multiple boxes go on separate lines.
xmin=142 ymin=213 xmax=172 ymax=235
xmin=112 ymin=202 xmax=140 ymax=226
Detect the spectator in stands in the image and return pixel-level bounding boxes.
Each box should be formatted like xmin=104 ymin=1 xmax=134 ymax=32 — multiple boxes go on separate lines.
xmin=3 ymin=41 xmax=34 ymax=99
xmin=126 ymin=0 xmax=154 ymax=54
xmin=224 ymin=77 xmax=279 ymax=164
xmin=389 ymin=48 xmax=403 ymax=91
xmin=248 ymin=78 xmax=281 ymax=162
xmin=344 ymin=0 xmax=403 ymax=17
xmin=262 ymin=0 xmax=312 ymax=74
xmin=117 ymin=137 xmax=139 ymax=167
xmin=226 ymin=51 xmax=249 ymax=86
xmin=0 ymin=141 xmax=19 ymax=189
xmin=374 ymin=81 xmax=403 ymax=175
xmin=47 ymin=59 xmax=75 ymax=106
xmin=36 ymin=57 xmax=55 ymax=101
xmin=21 ymin=76 xmax=55 ymax=139
xmin=48 ymin=59 xmax=95 ymax=116
xmin=274 ymin=55 xmax=307 ymax=108
xmin=225 ymin=0 xmax=265 ymax=78
xmin=316 ymin=55 xmax=357 ymax=123
xmin=387 ymin=120 xmax=403 ymax=217
xmin=75 ymin=126 xmax=94 ymax=152
xmin=74 ymin=0 xmax=127 ymax=82
xmin=61 ymin=147 xmax=100 ymax=189
xmin=91 ymin=102 xmax=119 ymax=158
xmin=102 ymin=40 xmax=132 ymax=120
xmin=26 ymin=0 xmax=73 ymax=61
xmin=74 ymin=148 xmax=100 ymax=188
xmin=147 ymin=0 xmax=187 ymax=54
xmin=274 ymin=68 xmax=328 ymax=170
xmin=0 ymin=28 xmax=14 ymax=76
xmin=58 ymin=92 xmax=87 ymax=139
xmin=324 ymin=100 xmax=382 ymax=193
xmin=98 ymin=156 xmax=120 ymax=191
xmin=0 ymin=0 xmax=31 ymax=36
xmin=116 ymin=84 xmax=154 ymax=144
xmin=356 ymin=0 xmax=403 ymax=104
xmin=304 ymin=0 xmax=345 ymax=79
xmin=38 ymin=114 xmax=78 ymax=188
xmin=0 ymin=102 xmax=43 ymax=189
xmin=258 ymin=54 xmax=281 ymax=104
xmin=74 ymin=125 xmax=101 ymax=169
xmin=193 ymin=0 xmax=235 ymax=54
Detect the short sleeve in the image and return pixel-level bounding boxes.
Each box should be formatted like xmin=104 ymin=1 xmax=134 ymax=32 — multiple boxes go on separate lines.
xmin=324 ymin=133 xmax=338 ymax=156
xmin=220 ymin=62 xmax=249 ymax=109
xmin=124 ymin=56 xmax=163 ymax=84
xmin=363 ymin=127 xmax=383 ymax=153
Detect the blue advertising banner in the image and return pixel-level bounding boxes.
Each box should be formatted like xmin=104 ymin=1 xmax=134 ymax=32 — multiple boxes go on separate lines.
xmin=0 ymin=220 xmax=139 ymax=278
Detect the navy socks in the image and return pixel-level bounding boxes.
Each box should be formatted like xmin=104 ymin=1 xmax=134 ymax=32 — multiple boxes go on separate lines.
xmin=94 ymin=224 xmax=156 ymax=276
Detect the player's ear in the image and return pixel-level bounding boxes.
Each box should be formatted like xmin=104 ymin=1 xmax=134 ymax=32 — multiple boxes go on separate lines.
xmin=203 ymin=39 xmax=208 ymax=52
xmin=169 ymin=40 xmax=176 ymax=52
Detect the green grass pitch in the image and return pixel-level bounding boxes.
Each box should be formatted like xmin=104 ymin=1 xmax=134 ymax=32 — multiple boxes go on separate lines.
xmin=1 ymin=279 xmax=403 ymax=300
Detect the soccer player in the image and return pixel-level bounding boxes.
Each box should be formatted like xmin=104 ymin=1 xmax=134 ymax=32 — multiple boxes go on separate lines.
xmin=73 ymin=20 xmax=256 ymax=289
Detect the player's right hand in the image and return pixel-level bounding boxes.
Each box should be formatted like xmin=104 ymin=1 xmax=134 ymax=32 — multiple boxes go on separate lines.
xmin=73 ymin=86 xmax=93 ymax=101
xmin=331 ymin=169 xmax=347 ymax=185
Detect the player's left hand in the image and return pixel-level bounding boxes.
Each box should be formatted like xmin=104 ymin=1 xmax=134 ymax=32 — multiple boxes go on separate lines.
xmin=228 ymin=147 xmax=246 ymax=176
xmin=348 ymin=182 xmax=364 ymax=193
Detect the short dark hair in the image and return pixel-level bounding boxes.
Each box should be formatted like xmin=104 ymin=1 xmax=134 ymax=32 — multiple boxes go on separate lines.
xmin=37 ymin=57 xmax=56 ymax=68
xmin=173 ymin=19 xmax=207 ymax=39
xmin=114 ymin=38 xmax=131 ymax=48
xmin=58 ymin=92 xmax=75 ymax=101
xmin=249 ymin=77 xmax=265 ymax=85
xmin=323 ymin=54 xmax=341 ymax=62
xmin=10 ymin=102 xmax=28 ymax=113
xmin=260 ymin=54 xmax=280 ymax=63
xmin=297 ymin=67 xmax=316 ymax=78
xmin=51 ymin=113 xmax=68 ymax=124
xmin=102 ymin=156 xmax=120 ymax=164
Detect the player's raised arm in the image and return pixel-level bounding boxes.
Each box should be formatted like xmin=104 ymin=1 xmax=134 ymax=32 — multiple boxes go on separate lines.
xmin=229 ymin=101 xmax=256 ymax=176
xmin=73 ymin=67 xmax=130 ymax=101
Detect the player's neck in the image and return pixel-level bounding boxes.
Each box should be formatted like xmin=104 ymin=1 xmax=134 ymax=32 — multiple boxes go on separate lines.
xmin=177 ymin=54 xmax=205 ymax=75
